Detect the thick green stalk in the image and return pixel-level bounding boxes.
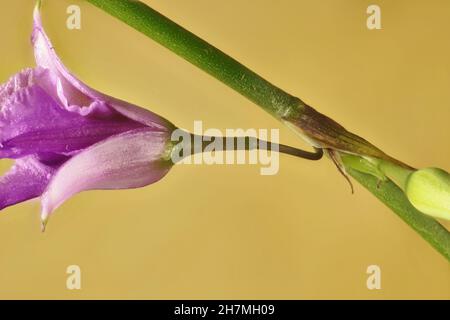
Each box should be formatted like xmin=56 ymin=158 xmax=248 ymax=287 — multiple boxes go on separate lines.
xmin=86 ymin=0 xmax=304 ymax=119
xmin=86 ymin=0 xmax=450 ymax=261
xmin=347 ymin=168 xmax=450 ymax=260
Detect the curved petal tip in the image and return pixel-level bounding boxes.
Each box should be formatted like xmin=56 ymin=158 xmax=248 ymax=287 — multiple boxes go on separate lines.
xmin=40 ymin=129 xmax=173 ymax=225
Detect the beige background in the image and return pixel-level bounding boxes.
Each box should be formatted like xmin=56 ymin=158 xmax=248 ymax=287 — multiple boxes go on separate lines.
xmin=0 ymin=0 xmax=449 ymax=299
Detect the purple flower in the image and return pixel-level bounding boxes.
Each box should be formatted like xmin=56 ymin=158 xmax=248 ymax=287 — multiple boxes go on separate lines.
xmin=0 ymin=5 xmax=175 ymax=228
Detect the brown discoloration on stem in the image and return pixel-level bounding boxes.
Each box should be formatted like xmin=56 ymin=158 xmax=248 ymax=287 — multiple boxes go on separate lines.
xmin=287 ymin=104 xmax=413 ymax=169
xmin=326 ymin=148 xmax=354 ymax=194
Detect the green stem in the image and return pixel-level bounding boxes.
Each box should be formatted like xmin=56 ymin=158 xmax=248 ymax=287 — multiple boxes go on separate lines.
xmin=347 ymin=168 xmax=450 ymax=260
xmin=86 ymin=0 xmax=304 ymax=119
xmin=378 ymin=160 xmax=413 ymax=191
xmin=86 ymin=0 xmax=450 ymax=261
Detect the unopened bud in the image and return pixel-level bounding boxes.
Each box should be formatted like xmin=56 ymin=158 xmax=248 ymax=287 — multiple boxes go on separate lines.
xmin=405 ymin=167 xmax=450 ymax=221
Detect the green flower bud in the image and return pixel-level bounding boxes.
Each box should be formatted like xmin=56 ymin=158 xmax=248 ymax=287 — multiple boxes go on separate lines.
xmin=405 ymin=168 xmax=450 ymax=221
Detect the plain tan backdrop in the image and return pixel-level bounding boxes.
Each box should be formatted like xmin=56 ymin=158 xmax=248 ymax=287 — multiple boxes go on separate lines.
xmin=0 ymin=0 xmax=449 ymax=299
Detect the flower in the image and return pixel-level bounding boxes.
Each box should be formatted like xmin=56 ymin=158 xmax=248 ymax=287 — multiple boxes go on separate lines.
xmin=0 ymin=4 xmax=176 ymax=229
xmin=405 ymin=168 xmax=450 ymax=221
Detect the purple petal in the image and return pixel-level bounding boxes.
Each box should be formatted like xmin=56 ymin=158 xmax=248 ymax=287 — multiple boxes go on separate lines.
xmin=0 ymin=69 xmax=145 ymax=158
xmin=40 ymin=128 xmax=172 ymax=221
xmin=31 ymin=5 xmax=174 ymax=130
xmin=0 ymin=156 xmax=59 ymax=210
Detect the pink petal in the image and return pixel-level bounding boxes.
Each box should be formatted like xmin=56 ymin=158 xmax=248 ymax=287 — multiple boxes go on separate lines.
xmin=40 ymin=128 xmax=172 ymax=222
xmin=0 ymin=156 xmax=58 ymax=210
xmin=31 ymin=4 xmax=174 ymax=130
xmin=0 ymin=68 xmax=145 ymax=158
